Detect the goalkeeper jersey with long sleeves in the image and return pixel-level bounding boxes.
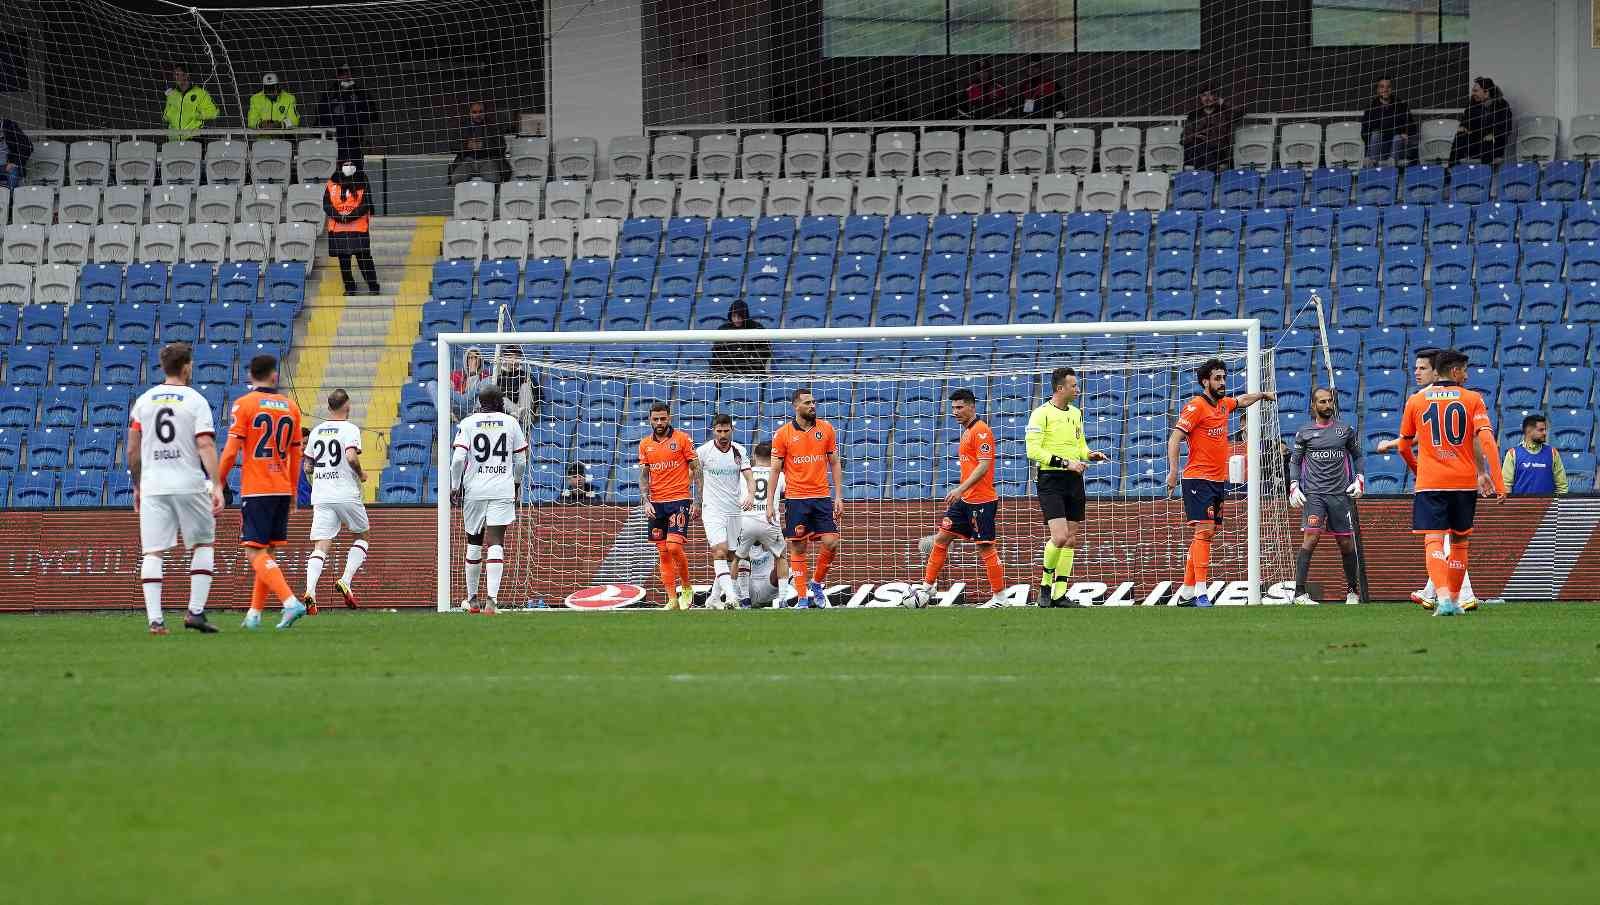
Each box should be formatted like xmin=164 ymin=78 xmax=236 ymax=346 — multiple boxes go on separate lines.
xmin=1025 ymin=401 xmax=1088 ymax=471
xmin=1289 ymin=418 xmax=1363 ymax=494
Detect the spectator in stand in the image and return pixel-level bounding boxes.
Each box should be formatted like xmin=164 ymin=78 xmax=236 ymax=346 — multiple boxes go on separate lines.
xmin=451 ymin=346 xmax=491 ymax=420
xmin=495 ymin=345 xmax=543 ymax=422
xmin=1451 ymin=76 xmax=1513 ymax=164
xmin=959 ymin=62 xmax=1006 ymax=119
xmin=297 ymin=427 xmax=313 ymax=507
xmin=448 ymin=101 xmax=509 ymax=184
xmin=1 ymin=118 xmax=33 ymax=189
xmin=318 ymin=63 xmax=374 ymax=166
xmin=1503 ymin=414 xmax=1568 ymax=496
xmin=559 ymin=463 xmax=601 ymax=505
xmin=324 ymin=159 xmax=381 ymax=296
xmin=247 ymin=72 xmax=300 ymax=134
xmin=162 ymin=63 xmax=218 ymax=141
xmin=1180 ymin=85 xmax=1242 ymax=172
xmin=1362 ymin=76 xmax=1415 ymax=165
xmin=710 ymin=299 xmax=772 ymax=375
xmin=1016 ymin=57 xmax=1058 ymax=118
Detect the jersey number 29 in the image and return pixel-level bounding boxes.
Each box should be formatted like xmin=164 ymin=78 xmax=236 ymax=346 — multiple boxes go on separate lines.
xmin=308 ymin=437 xmax=343 ymax=467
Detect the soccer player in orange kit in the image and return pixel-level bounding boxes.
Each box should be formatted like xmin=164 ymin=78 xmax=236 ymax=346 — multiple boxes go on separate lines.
xmin=767 ymin=388 xmax=843 ymax=609
xmin=906 ymin=388 xmax=1008 ymax=608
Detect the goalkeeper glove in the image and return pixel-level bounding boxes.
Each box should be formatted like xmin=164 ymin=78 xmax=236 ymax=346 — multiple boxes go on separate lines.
xmin=1048 ymin=455 xmax=1068 ymax=469
xmin=1288 ymin=482 xmax=1305 ymax=508
xmin=1345 ymin=475 xmax=1365 ymax=498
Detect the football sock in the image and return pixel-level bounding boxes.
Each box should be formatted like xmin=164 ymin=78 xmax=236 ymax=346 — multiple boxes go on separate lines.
xmin=485 ymin=545 xmax=505 ymax=599
xmin=141 ymin=554 xmax=163 ymax=623
xmin=1445 ymin=539 xmax=1470 ymax=599
xmin=669 ymin=544 xmax=691 ymax=591
xmin=1340 ymin=547 xmax=1360 ymax=597
xmin=789 ymin=553 xmax=809 ymax=597
xmin=250 ymin=573 xmax=268 ymax=612
xmin=305 ymin=550 xmax=326 ymax=597
xmin=1057 ymin=546 xmax=1075 ymax=578
xmin=464 ymin=544 xmax=483 ymax=602
xmin=713 ymin=558 xmax=738 ymax=604
xmin=978 ymin=544 xmax=1005 ymax=593
xmin=341 ymin=539 xmax=368 ymax=586
xmin=814 ymin=546 xmax=836 ymax=582
xmin=655 ymin=542 xmax=677 ymax=595
xmin=187 ymin=545 xmax=213 ymax=615
xmin=1458 ymin=570 xmax=1476 ymax=601
xmin=735 ymin=571 xmax=751 ymax=602
xmin=1041 ymin=541 xmax=1061 ymax=587
xmin=1183 ymin=554 xmax=1196 ymax=588
xmin=1189 ymin=532 xmax=1214 ymax=585
xmin=250 ymin=550 xmax=295 ymax=605
xmin=923 ymin=538 xmax=949 ymax=585
xmin=1293 ymin=548 xmax=1313 ymax=596
xmin=1423 ymin=533 xmax=1453 ymax=599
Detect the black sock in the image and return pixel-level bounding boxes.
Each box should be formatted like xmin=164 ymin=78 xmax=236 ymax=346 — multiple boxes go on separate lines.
xmin=1341 ymin=548 xmax=1361 ymax=597
xmin=1294 ymin=548 xmax=1312 ymax=596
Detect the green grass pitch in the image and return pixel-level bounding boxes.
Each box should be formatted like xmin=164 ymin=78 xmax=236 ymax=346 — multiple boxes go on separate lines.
xmin=3 ymin=605 xmax=1597 ymax=904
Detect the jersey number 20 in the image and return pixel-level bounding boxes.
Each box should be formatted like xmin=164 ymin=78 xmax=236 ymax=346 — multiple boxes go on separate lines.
xmin=252 ymin=413 xmax=296 ymax=459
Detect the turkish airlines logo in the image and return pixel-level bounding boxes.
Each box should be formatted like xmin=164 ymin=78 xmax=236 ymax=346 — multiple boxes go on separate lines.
xmin=564 ymin=584 xmax=646 ymax=610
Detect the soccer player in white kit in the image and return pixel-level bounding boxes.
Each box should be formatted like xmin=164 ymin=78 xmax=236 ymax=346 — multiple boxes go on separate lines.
xmin=733 ymin=441 xmax=795 ymax=608
xmin=302 ymin=389 xmax=369 ymax=612
xmin=127 ymin=342 xmax=224 ymax=634
xmin=450 ymin=384 xmax=528 ymax=614
xmin=696 ymin=414 xmax=755 ymax=609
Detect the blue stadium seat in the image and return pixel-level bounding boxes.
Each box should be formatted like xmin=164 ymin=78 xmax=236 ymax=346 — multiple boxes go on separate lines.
xmin=920 ymin=254 xmax=962 ymax=294
xmin=110 ymin=304 xmax=156 ymax=345
xmin=1500 ymin=325 xmax=1544 ymax=367
xmin=620 ymin=218 xmax=663 ymax=257
xmin=1243 ymin=246 xmax=1285 ymax=290
xmin=1020 ymin=213 xmax=1063 ymax=254
xmin=709 ymin=217 xmax=752 ymax=256
xmin=1407 ymin=325 xmax=1452 ymax=360
xmin=161 ymin=303 xmax=201 ymax=344
xmin=1103 ymin=290 xmax=1149 ymax=321
xmin=1336 ymin=245 xmax=1379 ymax=288
xmin=518 ymin=257 xmax=563 ymax=299
xmin=665 ymin=217 xmax=708 ymax=257
xmin=1547 ymin=323 xmax=1589 ymax=365
xmin=20 ymin=304 xmax=63 ymax=346
xmin=1291 ymin=206 xmax=1334 ymax=248
xmin=1427 ymin=242 xmax=1471 ymax=284
xmin=1550 ymin=409 xmax=1595 ymax=452
xmin=1263 ymin=168 xmax=1305 ymax=207
xmin=1199 ymin=210 xmax=1242 ymax=249
xmin=1196 ymin=289 xmax=1237 ymax=319
xmin=399 ymin=383 xmax=435 ymax=423
xmin=1496 ymin=162 xmax=1540 ymax=203
xmin=1310 ymin=167 xmax=1352 ymax=207
xmin=507 ymin=296 xmax=554 ymax=334
xmin=1061 ymin=251 xmax=1102 ymax=292
xmin=6 ymin=346 xmax=49 ymax=386
xmin=1567 ymin=202 xmax=1600 ymax=241
xmin=686 ymin=294 xmax=730 ymax=329
xmin=0 ymin=385 xmax=39 ymax=430
xmin=1016 ymin=252 xmax=1058 ymax=294
xmin=1518 ymin=201 xmax=1564 ymax=243
xmin=202 ymin=301 xmax=246 ymax=343
xmin=79 ymin=264 xmax=123 ymax=305
xmin=1381 ymin=204 xmax=1424 ymax=246
xmin=1566 ymin=453 xmax=1597 ymax=492
xmin=881 ymin=252 xmax=925 ymax=295
xmin=1449 ymin=164 xmax=1491 ymax=204
xmin=1362 ymin=410 xmax=1401 ymax=452
xmin=1326 ymin=328 xmax=1360 ymax=370
xmin=967 ymin=291 xmax=1011 ymax=324
xmin=214 ymin=264 xmax=258 ymax=308
xmin=835 ymin=254 xmax=878 ymax=295
xmin=60 ymin=469 xmax=105 ymax=508
xmin=1363 ymin=368 xmax=1407 ymax=411
xmin=1195 ymin=248 xmax=1238 ymax=291
xmin=42 ymin=386 xmax=84 ymax=428
xmin=790 ymin=254 xmax=834 ymax=295
xmin=1550 ymin=367 xmax=1595 ymax=408
xmin=1354 ymin=167 xmax=1396 ymax=206
xmin=1466 ymin=365 xmax=1501 ymax=402
xmin=1245 ymin=208 xmax=1287 ymax=249
xmin=1402 ymin=166 xmax=1445 ymax=205
xmin=647 ymin=294 xmax=692 ymax=331
xmin=794 ymin=216 xmax=840 ymax=257
xmin=1475 ymin=242 xmax=1519 ymax=284
xmin=1521 ymin=281 xmax=1566 ymax=322
xmin=1110 ymin=211 xmax=1151 ymax=253
xmin=931 ymin=214 xmax=974 ymax=254
xmin=920 ymin=292 xmax=965 ymax=326
xmin=170 ymin=262 xmax=213 ymax=305
xmin=1172 ymin=170 xmax=1214 ymax=210
xmin=754 ymin=216 xmax=797 ymax=256
xmin=1427 ymin=203 xmax=1470 ymax=244
xmin=476 ymin=258 xmax=520 ymax=302
xmin=1140 ymin=289 xmax=1183 ymax=320
xmin=1455 ymin=324 xmax=1498 ymax=364
xmin=265 ymin=262 xmax=306 ymax=307
xmin=1477 ymin=283 xmax=1520 ymax=324
xmin=54 ymin=345 xmax=95 ymax=386
xmin=384 ymin=424 xmax=431 ymax=468
xmin=1054 ymin=291 xmax=1096 ymax=322
xmin=842 ymin=215 xmax=885 ymax=255
xmin=193 ymin=343 xmax=236 ymax=385
xmin=1291 ymin=246 xmax=1332 ymax=288
xmin=600 ymin=295 xmax=647 ymax=331
xmin=1383 ymin=244 xmax=1424 ymax=286
xmin=874 ymin=293 xmax=918 ymax=327
xmin=1474 ymin=202 xmax=1518 ymax=243
xmin=1364 ymin=327 xmax=1406 ymax=371
xmin=1152 ymin=249 xmax=1194 ymax=291
xmin=466 ymin=300 xmax=504 ymax=334
xmin=123 ymin=263 xmax=168 ymax=305
xmin=883 ymin=215 xmax=927 ymax=256
xmin=429 ymin=259 xmax=474 ymax=302
xmin=1106 ymin=250 xmax=1147 ymax=292
xmin=974 ymin=213 xmax=1016 ymax=254
xmin=696 ymin=256 xmax=742 ymax=296
xmin=1065 ymin=213 xmax=1107 ymax=253
xmin=744 ymin=255 xmax=790 ymax=295
xmin=1431 ymin=283 xmax=1473 ymax=326
xmin=1568 ymin=241 xmax=1600 ymax=281
xmin=70 ymin=426 xmax=117 ymax=471
xmin=1337 ymin=206 xmax=1380 ymax=247
xmin=1540 ymin=160 xmax=1584 ymax=202
xmin=1218 ymin=169 xmax=1260 ymax=208
xmin=1335 ymin=285 xmax=1377 ymax=327
xmin=12 ymin=469 xmax=58 ymax=508
xmin=566 ymin=257 xmax=610 ymax=298
xmin=1154 ymin=210 xmax=1197 ymax=252
xmin=27 ymin=427 xmax=68 ymax=468
xmin=419 ymin=298 xmax=463 ymax=340
xmin=1365 ymin=454 xmax=1408 ymax=494
xmin=1274 ymin=370 xmax=1312 ymax=411
xmin=969 ymin=253 xmax=1011 ymax=295
xmin=377 ymin=465 xmax=425 ymax=504
xmin=98 ymin=346 xmax=142 ymax=387
xmin=249 ymin=301 xmax=293 ymax=345
xmin=1243 ymin=288 xmax=1284 ymax=329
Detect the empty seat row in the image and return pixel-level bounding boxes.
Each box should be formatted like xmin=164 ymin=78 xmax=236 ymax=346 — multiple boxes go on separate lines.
xmin=0 ymin=184 xmax=328 ymax=228
xmin=0 ymin=261 xmax=305 ymax=308
xmin=1 ymin=222 xmax=313 ymax=267
xmin=1 ymin=337 xmax=288 ymax=385
xmin=19 ymin=138 xmax=338 ymax=187
xmin=1170 ymin=161 xmax=1600 ymax=211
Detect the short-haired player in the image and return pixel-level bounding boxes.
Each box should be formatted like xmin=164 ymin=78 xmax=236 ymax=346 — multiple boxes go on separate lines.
xmin=302 ymin=388 xmax=369 ymax=613
xmin=639 ymin=402 xmax=700 ymax=610
xmin=768 ymin=388 xmax=843 ymax=608
xmin=1288 ymin=387 xmax=1365 ymax=605
xmin=909 ymin=388 xmax=1009 ymax=608
xmin=1397 ymin=349 xmax=1505 ymax=616
xmin=1164 ymin=358 xmax=1276 ymax=607
xmin=1027 ymin=367 xmax=1108 ymax=607
xmin=732 ymin=441 xmax=796 ymax=608
xmin=450 ymin=383 xmax=529 ymax=614
xmin=128 ymin=342 xmax=224 ymax=634
xmin=697 ymin=413 xmax=755 ymax=609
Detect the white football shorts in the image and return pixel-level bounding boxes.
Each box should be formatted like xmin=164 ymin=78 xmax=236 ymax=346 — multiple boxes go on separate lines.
xmin=701 ymin=511 xmax=744 ymax=549
xmin=734 ymin=512 xmax=785 ymax=560
xmin=309 ymin=500 xmax=371 ymax=541
xmin=139 ymin=491 xmax=216 ymax=553
xmin=463 ymin=498 xmax=516 ymax=535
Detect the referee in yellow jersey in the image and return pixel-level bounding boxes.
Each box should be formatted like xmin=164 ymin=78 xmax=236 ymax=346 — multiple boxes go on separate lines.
xmin=1026 ymin=366 xmax=1108 ymax=606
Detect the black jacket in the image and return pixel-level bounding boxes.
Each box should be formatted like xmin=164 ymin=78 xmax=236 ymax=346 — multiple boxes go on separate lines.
xmin=1 ymin=119 xmax=32 ymax=169
xmin=1462 ymin=96 xmax=1514 ymax=158
xmin=710 ymin=318 xmax=772 ymax=375
xmin=1361 ymin=96 xmax=1414 ymax=140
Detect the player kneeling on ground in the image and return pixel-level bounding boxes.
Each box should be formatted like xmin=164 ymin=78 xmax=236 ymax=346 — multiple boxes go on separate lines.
xmin=1288 ymin=387 xmax=1365 ymax=605
xmin=451 ymin=384 xmax=528 ymax=614
xmin=731 ymin=441 xmax=796 ymax=608
xmin=302 ymin=388 xmax=370 ymax=612
xmin=909 ymin=389 xmax=1009 ymax=608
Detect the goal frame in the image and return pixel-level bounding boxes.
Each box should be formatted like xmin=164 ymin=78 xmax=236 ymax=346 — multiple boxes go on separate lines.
xmin=434 ymin=319 xmax=1266 ymax=611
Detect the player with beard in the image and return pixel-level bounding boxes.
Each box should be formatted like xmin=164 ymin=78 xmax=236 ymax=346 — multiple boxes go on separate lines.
xmin=639 ymin=401 xmax=700 ymax=609
xmin=768 ymin=388 xmax=843 ymax=608
xmin=1288 ymin=387 xmax=1365 ymax=605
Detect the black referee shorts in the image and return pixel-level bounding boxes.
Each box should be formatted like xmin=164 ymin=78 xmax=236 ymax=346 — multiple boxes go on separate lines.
xmin=1038 ymin=470 xmax=1086 ymax=524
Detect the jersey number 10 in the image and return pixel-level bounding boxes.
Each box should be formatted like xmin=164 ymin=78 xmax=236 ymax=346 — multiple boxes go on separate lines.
xmin=1421 ymin=401 xmax=1469 ymax=447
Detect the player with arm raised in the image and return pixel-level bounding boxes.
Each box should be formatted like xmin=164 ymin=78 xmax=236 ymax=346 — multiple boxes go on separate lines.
xmin=697 ymin=413 xmax=754 ymax=609
xmin=1026 ymin=367 xmax=1108 ymax=607
xmin=910 ymin=388 xmax=1009 ymax=608
xmin=217 ymin=354 xmax=305 ymax=629
xmin=450 ymin=383 xmax=528 ymax=614
xmin=767 ymin=388 xmax=843 ymax=609
xmin=1397 ymin=349 xmax=1505 ymax=617
xmin=639 ymin=401 xmax=700 ymax=610
xmin=127 ymin=342 xmax=225 ymax=635
xmin=302 ymin=389 xmax=369 ymax=612
xmin=1288 ymin=387 xmax=1365 ymax=606
xmin=1164 ymin=358 xmax=1276 ymax=608
xmin=734 ymin=441 xmax=795 ymax=608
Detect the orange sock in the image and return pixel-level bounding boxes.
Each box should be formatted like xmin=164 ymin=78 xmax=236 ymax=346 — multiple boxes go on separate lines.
xmin=814 ymin=544 xmax=836 ymax=582
xmin=1183 ymin=555 xmax=1195 ymax=588
xmin=1189 ymin=531 xmax=1214 ymax=585
xmin=1423 ymin=533 xmax=1452 ymax=596
xmin=250 ymin=573 xmax=268 ymax=612
xmin=790 ymin=553 xmax=809 ymax=596
xmin=1445 ymin=538 xmax=1470 ymax=598
xmin=923 ymin=540 xmax=949 ymax=585
xmin=655 ymin=542 xmax=677 ymax=594
xmin=669 ymin=543 xmax=691 ymax=590
xmin=979 ymin=544 xmax=1006 ymax=592
xmin=250 ymin=551 xmax=295 ymax=605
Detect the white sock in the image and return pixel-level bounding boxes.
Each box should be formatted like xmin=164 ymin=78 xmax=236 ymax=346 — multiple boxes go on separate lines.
xmin=1422 ymin=579 xmax=1436 ymax=596
xmin=341 ymin=539 xmax=369 ymax=586
xmin=736 ymin=570 xmax=752 ymax=602
xmin=305 ymin=550 xmax=326 ymax=598
xmin=187 ymin=545 xmax=214 ymax=615
xmin=713 ymin=559 xmax=738 ymax=604
xmin=486 ymin=545 xmax=505 ymax=599
xmin=1459 ymin=572 xmax=1475 ymax=601
xmin=141 ymin=554 xmax=163 ymax=623
xmin=1177 ymin=583 xmax=1195 ymax=600
xmin=465 ymin=544 xmax=483 ymax=601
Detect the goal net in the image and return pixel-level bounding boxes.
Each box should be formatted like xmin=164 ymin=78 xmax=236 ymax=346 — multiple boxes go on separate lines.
xmin=435 ymin=320 xmax=1297 ymax=610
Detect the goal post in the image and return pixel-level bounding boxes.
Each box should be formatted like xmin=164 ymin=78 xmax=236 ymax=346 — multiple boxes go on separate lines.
xmin=434 ymin=319 xmax=1290 ymax=612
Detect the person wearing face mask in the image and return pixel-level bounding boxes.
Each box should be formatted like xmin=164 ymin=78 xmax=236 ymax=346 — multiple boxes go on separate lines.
xmin=324 ymin=160 xmax=381 ymax=296
xmin=162 ymin=63 xmax=218 ymax=142
xmin=449 ymin=101 xmax=508 ymax=184
xmin=247 ymin=72 xmax=300 ymax=134
xmin=317 ymin=64 xmax=373 ymax=166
